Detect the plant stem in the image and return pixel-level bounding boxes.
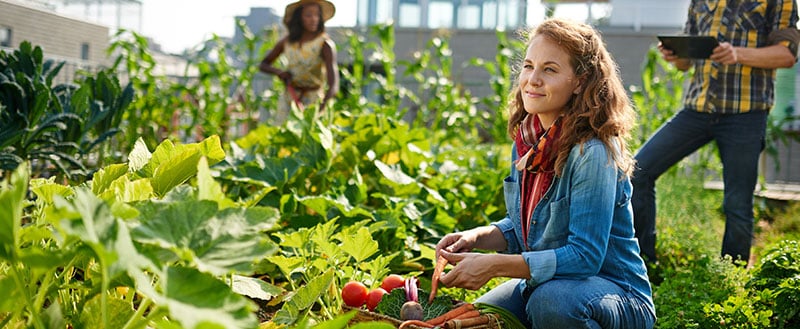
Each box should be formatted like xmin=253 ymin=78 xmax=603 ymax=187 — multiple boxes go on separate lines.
xmin=121 ymin=297 xmax=153 ymax=329
xmin=9 ymin=264 xmax=45 ymax=329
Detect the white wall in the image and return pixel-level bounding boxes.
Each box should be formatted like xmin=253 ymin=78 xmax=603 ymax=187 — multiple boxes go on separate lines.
xmin=608 ymin=0 xmax=691 ymax=30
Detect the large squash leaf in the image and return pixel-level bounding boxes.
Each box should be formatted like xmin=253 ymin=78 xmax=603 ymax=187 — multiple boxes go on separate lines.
xmin=132 ymin=199 xmax=279 ymax=276
xmin=159 ymin=266 xmax=257 ymax=329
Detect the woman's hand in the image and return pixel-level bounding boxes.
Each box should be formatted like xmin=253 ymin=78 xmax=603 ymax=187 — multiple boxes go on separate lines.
xmin=437 ymin=250 xmax=494 ymax=290
xmin=435 ymin=231 xmax=477 ymax=259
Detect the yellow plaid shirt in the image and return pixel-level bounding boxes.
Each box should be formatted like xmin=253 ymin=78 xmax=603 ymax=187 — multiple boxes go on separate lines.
xmin=683 ymin=0 xmax=799 ymax=113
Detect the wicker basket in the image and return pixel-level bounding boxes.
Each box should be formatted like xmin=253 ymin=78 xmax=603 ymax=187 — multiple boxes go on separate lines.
xmin=342 ymin=305 xmax=504 ymax=329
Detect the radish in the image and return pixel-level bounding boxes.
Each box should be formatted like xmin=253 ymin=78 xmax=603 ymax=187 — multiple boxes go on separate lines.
xmin=400 ymin=277 xmax=424 ymax=321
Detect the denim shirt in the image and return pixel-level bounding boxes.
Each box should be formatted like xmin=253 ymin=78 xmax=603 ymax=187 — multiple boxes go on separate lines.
xmin=492 ymin=138 xmax=654 ymax=308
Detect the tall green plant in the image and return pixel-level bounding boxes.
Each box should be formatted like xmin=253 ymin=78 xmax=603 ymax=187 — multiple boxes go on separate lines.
xmin=469 ymin=29 xmax=525 ymax=143
xmin=108 ymin=30 xmax=176 ymax=150
xmin=1 ymin=42 xmax=132 ymax=180
xmin=0 ymin=42 xmax=78 ymax=176
xmin=182 ymin=20 xmax=277 ymax=140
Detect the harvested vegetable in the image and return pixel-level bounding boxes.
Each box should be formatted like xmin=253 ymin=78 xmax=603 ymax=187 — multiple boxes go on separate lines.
xmin=424 ymin=302 xmax=476 ymax=326
xmin=429 ymin=255 xmax=449 ymax=303
xmin=442 ymin=314 xmax=494 ymax=329
xmin=405 ymin=276 xmax=419 ymax=302
xmin=399 ymin=319 xmax=433 ymax=329
xmin=400 ymin=301 xmax=424 ymax=321
xmin=374 ymin=286 xmax=453 ymax=321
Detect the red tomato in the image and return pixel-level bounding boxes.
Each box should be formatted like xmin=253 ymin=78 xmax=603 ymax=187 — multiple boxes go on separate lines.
xmin=380 ymin=274 xmax=406 ymax=292
xmin=366 ymin=287 xmax=388 ymax=311
xmin=341 ymin=281 xmax=368 ymax=307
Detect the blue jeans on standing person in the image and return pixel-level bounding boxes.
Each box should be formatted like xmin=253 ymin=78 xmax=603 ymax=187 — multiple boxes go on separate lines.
xmin=632 ymin=109 xmax=768 ymax=265
xmin=476 ymin=278 xmax=656 ymax=329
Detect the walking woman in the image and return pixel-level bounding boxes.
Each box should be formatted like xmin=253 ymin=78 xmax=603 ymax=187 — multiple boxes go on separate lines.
xmin=259 ymin=0 xmax=339 ymax=124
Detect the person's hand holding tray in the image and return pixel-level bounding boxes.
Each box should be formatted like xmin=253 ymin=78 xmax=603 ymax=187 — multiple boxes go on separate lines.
xmin=657 ymin=35 xmax=719 ymax=59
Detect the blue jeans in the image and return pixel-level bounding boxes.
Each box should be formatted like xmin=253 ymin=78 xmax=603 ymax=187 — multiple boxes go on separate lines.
xmin=631 ymin=109 xmax=767 ymax=264
xmin=475 ymin=278 xmax=656 ymax=329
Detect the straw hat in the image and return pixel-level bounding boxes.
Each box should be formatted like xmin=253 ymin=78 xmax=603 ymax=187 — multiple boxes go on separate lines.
xmin=283 ymin=0 xmax=336 ymax=26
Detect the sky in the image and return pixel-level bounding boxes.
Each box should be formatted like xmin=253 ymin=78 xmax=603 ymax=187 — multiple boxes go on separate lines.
xmin=140 ymin=0 xmax=358 ymax=54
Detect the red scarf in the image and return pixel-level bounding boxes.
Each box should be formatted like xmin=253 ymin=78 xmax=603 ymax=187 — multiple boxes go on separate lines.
xmin=514 ymin=115 xmax=561 ymax=245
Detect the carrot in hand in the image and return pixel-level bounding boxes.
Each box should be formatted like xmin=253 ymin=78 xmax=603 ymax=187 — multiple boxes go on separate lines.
xmin=429 ymin=255 xmax=449 ymax=304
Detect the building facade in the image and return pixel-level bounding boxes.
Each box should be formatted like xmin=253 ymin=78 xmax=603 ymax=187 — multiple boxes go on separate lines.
xmin=0 ymin=0 xmax=110 ymax=80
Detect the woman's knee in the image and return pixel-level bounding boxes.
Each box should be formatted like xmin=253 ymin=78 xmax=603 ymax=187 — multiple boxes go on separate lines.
xmin=527 ymin=281 xmax=592 ymax=327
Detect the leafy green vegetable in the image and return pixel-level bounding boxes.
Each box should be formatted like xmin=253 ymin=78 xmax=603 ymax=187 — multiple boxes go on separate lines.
xmin=374 ymin=285 xmax=453 ymax=320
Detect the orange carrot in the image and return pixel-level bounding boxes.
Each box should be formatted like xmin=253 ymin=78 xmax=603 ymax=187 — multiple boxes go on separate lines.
xmin=399 ymin=320 xmax=434 ymax=329
xmin=443 ymin=314 xmax=494 ymax=329
xmin=452 ymin=309 xmax=481 ymax=320
xmin=428 ymin=255 xmax=449 ymax=304
xmin=424 ymin=302 xmax=476 ymax=326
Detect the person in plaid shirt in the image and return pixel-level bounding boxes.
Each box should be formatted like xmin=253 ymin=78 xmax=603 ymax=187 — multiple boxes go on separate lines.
xmin=632 ymin=0 xmax=800 ymax=270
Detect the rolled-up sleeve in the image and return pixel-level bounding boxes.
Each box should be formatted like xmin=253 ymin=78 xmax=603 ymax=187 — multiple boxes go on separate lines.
xmin=522 ymin=250 xmax=557 ymax=287
xmin=769 ymin=0 xmax=800 ymax=59
xmin=491 ymin=218 xmax=521 ymax=254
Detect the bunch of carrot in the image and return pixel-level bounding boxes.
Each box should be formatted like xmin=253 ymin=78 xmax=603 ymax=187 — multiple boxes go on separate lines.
xmin=398 ymin=302 xmax=491 ymax=329
xmin=398 ymin=255 xmax=500 ymax=328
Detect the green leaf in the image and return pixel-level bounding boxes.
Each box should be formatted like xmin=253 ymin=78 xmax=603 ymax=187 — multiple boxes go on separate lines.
xmin=0 ymin=275 xmax=24 ymax=313
xmin=133 ymin=200 xmax=278 ymax=275
xmin=99 ymin=176 xmax=154 ymax=203
xmin=79 ymin=293 xmax=136 ymax=329
xmin=128 ymin=137 xmax=152 ymax=174
xmin=267 ymin=255 xmax=305 ymax=279
xmin=374 ymin=287 xmax=453 ymax=321
xmin=52 ymin=188 xmax=130 ymax=279
xmin=274 ymin=269 xmax=335 ymax=325
xmin=0 ymin=162 xmax=28 ymax=261
xmin=146 ymin=136 xmax=226 ymax=196
xmin=29 ymin=177 xmax=73 ymax=204
xmin=313 ymin=311 xmax=395 ymax=329
xmin=151 ymin=148 xmax=203 ymax=197
xmin=358 ymin=253 xmax=398 ymax=283
xmin=340 ymin=227 xmax=378 ymax=263
xmin=309 ymin=311 xmax=357 ymax=329
xmin=297 ymin=195 xmax=373 ymax=219
xmin=230 ymin=274 xmax=285 ymax=301
xmin=197 ymin=156 xmax=233 ymax=208
xmin=374 ymin=160 xmax=415 ymax=185
xmin=91 ymin=163 xmax=129 ymax=195
xmin=273 ymin=227 xmax=313 ymax=250
xmin=160 ymin=266 xmax=257 ymax=329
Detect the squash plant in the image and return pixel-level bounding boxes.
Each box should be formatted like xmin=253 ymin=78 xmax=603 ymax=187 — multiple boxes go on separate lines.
xmin=0 ymin=136 xmax=282 ymax=328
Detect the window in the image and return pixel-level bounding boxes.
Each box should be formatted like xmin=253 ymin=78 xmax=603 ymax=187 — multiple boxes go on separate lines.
xmin=399 ymin=2 xmax=421 ymax=27
xmin=428 ymin=2 xmax=454 ymax=28
xmin=457 ymin=4 xmax=481 ymax=29
xmin=0 ymin=26 xmax=12 ymax=47
xmin=80 ymin=43 xmax=90 ymax=60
